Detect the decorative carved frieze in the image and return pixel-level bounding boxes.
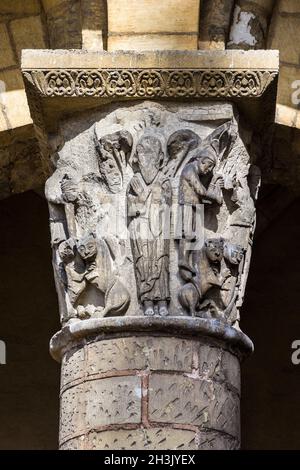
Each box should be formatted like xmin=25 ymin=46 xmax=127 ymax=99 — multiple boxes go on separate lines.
xmin=23 ymin=68 xmax=277 ymax=99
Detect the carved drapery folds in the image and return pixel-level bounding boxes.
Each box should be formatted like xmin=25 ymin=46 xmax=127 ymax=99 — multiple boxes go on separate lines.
xmin=46 ymin=101 xmax=259 ymax=330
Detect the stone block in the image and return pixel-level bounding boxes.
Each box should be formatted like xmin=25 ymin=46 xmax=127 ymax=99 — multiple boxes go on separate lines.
xmin=60 ymin=375 xmax=142 ymax=441
xmin=207 ymin=382 xmax=240 ymax=438
xmin=275 ymin=104 xmax=299 ymax=128
xmin=0 ymin=24 xmax=16 ymax=69
xmin=60 ymin=427 xmax=238 ymax=450
xmin=85 ymin=427 xmax=198 ymax=450
xmin=107 ymin=0 xmax=199 ymax=51
xmin=277 ymin=65 xmax=300 ymax=108
xmin=0 ymin=69 xmax=32 ymax=131
xmin=107 ymin=0 xmax=200 ymax=33
xmin=42 ymin=0 xmax=82 ymax=48
xmin=85 ymin=376 xmax=141 ymax=428
xmin=81 ymin=0 xmax=107 ymax=50
xmin=148 ymin=373 xmax=239 ymax=438
xmin=59 ymin=383 xmax=86 ymax=441
xmin=60 ymin=436 xmax=84 ymax=450
xmin=197 ymin=431 xmax=238 ymax=450
xmin=21 ymin=49 xmax=279 ymax=71
xmin=85 ymin=336 xmax=194 ymax=376
xmin=0 ymin=0 xmax=40 ymax=16
xmin=222 ymin=350 xmax=240 ymax=393
xmin=61 ymin=345 xmax=85 ymax=388
xmin=269 ymin=15 xmax=300 ymax=65
xmin=278 ymin=0 xmax=300 ymax=13
xmin=108 ymin=34 xmax=198 ymax=51
xmin=10 ymin=16 xmax=46 ymax=61
xmin=149 ymin=373 xmax=212 ymax=426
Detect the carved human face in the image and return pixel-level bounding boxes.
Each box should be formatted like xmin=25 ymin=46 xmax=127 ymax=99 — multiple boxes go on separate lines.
xmin=100 ymin=156 xmax=122 ymax=193
xmin=77 ymin=235 xmax=97 ymax=261
xmin=58 ymin=239 xmax=75 ymax=263
xmin=198 ymin=157 xmax=215 ymax=176
xmin=205 ymin=239 xmax=224 ymax=262
xmin=136 ymin=135 xmax=163 ymax=184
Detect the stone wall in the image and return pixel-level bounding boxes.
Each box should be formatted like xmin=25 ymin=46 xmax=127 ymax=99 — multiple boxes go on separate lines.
xmin=59 ymin=335 xmax=240 ymax=450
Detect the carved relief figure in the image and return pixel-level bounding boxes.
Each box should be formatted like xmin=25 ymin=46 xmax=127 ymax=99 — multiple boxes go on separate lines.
xmin=178 ymin=238 xmax=225 ymax=317
xmin=178 ymin=146 xmax=224 ymax=266
xmin=59 ymin=233 xmax=130 ymax=321
xmin=220 ymin=242 xmax=245 ymax=321
xmin=46 ymin=103 xmax=257 ymax=328
xmin=127 ymin=132 xmax=172 ymax=317
xmin=97 ymin=131 xmax=133 ymax=193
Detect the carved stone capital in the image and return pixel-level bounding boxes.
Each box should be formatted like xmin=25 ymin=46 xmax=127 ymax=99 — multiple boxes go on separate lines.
xmin=44 ymin=101 xmax=260 ymax=340
xmin=21 ymin=50 xmax=279 ymax=450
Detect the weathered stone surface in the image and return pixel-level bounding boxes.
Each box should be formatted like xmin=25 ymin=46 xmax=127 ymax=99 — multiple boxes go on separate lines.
xmin=108 ymin=34 xmax=198 ymax=51
xmin=42 ymin=0 xmax=82 ymax=48
xmin=84 ymin=428 xmax=198 ymax=450
xmin=148 ymin=373 xmax=239 ymax=438
xmin=107 ymin=0 xmax=199 ymax=51
xmin=81 ymin=0 xmax=107 ymax=50
xmin=60 ymin=436 xmax=84 ymax=450
xmin=85 ymin=376 xmax=142 ymax=428
xmin=0 ymin=24 xmax=16 ymax=69
xmin=0 ymin=0 xmax=40 ymax=17
xmin=277 ymin=65 xmax=299 ymax=108
xmin=60 ymin=427 xmax=238 ymax=450
xmin=22 ymin=49 xmax=279 ymax=72
xmin=0 ymin=135 xmax=44 ymax=200
xmin=85 ymin=336 xmax=194 ymax=376
xmin=58 ymin=330 xmax=244 ymax=449
xmin=59 ymin=383 xmax=86 ymax=441
xmin=199 ymin=0 xmax=234 ymax=50
xmin=197 ymin=431 xmax=238 ymax=450
xmin=149 ymin=373 xmax=212 ymax=426
xmin=0 ymin=69 xmax=32 ymax=132
xmin=10 ymin=16 xmax=46 ymax=61
xmin=209 ymin=381 xmax=240 ymax=438
xmin=228 ymin=0 xmax=273 ymax=50
xmin=197 ymin=345 xmax=240 ymax=393
xmin=107 ymin=0 xmax=199 ymax=33
xmin=60 ymin=376 xmax=141 ymax=442
xmin=222 ymin=350 xmax=240 ymax=393
xmin=61 ymin=346 xmax=85 ymax=388
xmin=278 ymin=0 xmax=300 ymax=13
xmin=269 ymin=15 xmax=300 ymax=65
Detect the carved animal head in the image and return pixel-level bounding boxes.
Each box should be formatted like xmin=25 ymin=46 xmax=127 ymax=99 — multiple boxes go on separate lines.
xmin=205 ymin=238 xmax=224 ymax=262
xmin=58 ymin=238 xmax=76 ymax=263
xmin=134 ymin=133 xmax=164 ymax=184
xmin=224 ymin=242 xmax=244 ymax=265
xmin=77 ymin=233 xmax=98 ymax=261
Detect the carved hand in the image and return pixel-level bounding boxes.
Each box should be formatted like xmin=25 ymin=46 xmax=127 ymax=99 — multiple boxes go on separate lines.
xmin=214 ymin=175 xmax=225 ymax=189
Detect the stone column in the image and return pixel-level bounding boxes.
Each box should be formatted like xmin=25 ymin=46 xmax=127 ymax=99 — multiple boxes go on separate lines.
xmin=22 ymin=50 xmax=279 ymax=450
